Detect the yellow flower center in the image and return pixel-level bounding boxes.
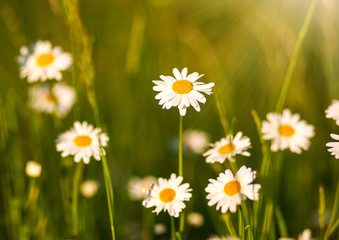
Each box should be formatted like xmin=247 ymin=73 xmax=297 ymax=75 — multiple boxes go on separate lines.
xmin=218 ymin=143 xmax=236 ymax=154
xmin=44 ymin=93 xmax=56 ymax=103
xmin=159 ymin=188 xmax=176 ymax=203
xmin=172 ymin=80 xmax=193 ymax=94
xmin=36 ymin=53 xmax=55 ymax=67
xmin=73 ymin=135 xmax=92 ymax=147
xmin=279 ymin=124 xmax=295 ymax=137
xmin=224 ymin=180 xmax=241 ymax=196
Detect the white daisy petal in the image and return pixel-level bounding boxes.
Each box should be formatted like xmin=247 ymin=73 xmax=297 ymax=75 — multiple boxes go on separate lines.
xmin=205 ymin=166 xmax=260 ymax=214
xmin=18 ymin=40 xmax=72 ymax=82
xmin=142 ymin=174 xmax=192 ymax=218
xmin=56 ymin=121 xmax=109 ymax=164
xmin=261 ymin=109 xmax=314 ymax=154
xmin=203 ymin=132 xmax=251 ymax=164
xmin=152 ymin=67 xmax=214 ymax=116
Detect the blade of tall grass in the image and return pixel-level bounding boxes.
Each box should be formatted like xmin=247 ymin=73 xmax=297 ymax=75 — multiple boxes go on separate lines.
xmin=275 ymin=0 xmax=318 ymax=113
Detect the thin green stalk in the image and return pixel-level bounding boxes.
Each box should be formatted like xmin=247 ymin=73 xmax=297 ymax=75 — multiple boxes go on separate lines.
xmin=101 ymin=155 xmax=116 ymax=240
xmin=170 ymin=217 xmax=176 ymax=240
xmin=71 ymin=162 xmax=84 ymax=237
xmin=178 ymin=115 xmax=183 ymax=177
xmin=275 ymin=206 xmax=288 ymax=238
xmin=178 ymin=115 xmax=184 ymax=237
xmin=221 ymin=214 xmax=237 ymax=237
xmin=324 ymin=182 xmax=339 ymax=240
xmin=275 ymin=0 xmax=318 ymax=113
xmin=214 ymin=88 xmax=230 ymax=136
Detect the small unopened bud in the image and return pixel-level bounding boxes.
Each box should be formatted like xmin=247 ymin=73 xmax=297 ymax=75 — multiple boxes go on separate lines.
xmin=25 ymin=161 xmax=42 ymax=178
xmin=187 ymin=212 xmax=204 ymax=228
xmin=81 ymin=180 xmax=99 ymax=198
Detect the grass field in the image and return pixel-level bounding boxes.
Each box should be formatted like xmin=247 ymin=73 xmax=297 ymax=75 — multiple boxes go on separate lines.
xmin=0 ymin=0 xmax=339 ymax=239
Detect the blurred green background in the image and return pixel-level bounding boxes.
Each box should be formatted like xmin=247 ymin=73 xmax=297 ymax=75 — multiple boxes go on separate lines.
xmin=0 ymin=0 xmax=339 ymax=239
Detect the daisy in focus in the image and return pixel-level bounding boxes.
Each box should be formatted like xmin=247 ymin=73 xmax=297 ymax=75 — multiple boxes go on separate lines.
xmin=29 ymin=83 xmax=75 ymax=118
xmin=142 ymin=173 xmax=192 ymax=217
xmin=128 ymin=176 xmax=157 ymax=201
xmin=203 ymin=132 xmax=251 ymax=163
xmin=152 ymin=67 xmax=214 ymax=116
xmin=56 ymin=121 xmax=109 ymax=164
xmin=325 ymin=100 xmax=339 ymax=125
xmin=326 ymin=134 xmax=339 ymax=159
xmin=183 ymin=129 xmax=210 ymax=154
xmin=205 ymin=166 xmax=261 ymax=213
xmin=262 ymin=109 xmax=314 ymax=154
xmin=19 ymin=40 xmax=72 ymax=82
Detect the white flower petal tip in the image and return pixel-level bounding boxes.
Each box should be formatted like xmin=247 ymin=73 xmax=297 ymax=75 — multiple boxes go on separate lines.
xmin=152 ymin=67 xmax=214 ymax=116
xmin=203 ymin=132 xmax=251 ymax=164
xmin=261 ymin=109 xmax=314 ymax=154
xmin=142 ymin=174 xmax=192 ymax=217
xmin=325 ymin=100 xmax=339 ymax=125
xmin=326 ymin=133 xmax=339 ymax=159
xmin=56 ymin=121 xmax=109 ymax=164
xmin=18 ymin=40 xmax=72 ymax=82
xmin=205 ymin=166 xmax=261 ymax=214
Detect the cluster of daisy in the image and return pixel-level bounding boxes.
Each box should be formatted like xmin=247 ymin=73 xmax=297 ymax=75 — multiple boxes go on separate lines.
xmin=18 ymin=40 xmax=75 ymax=118
xmin=144 ymin=68 xmax=322 ymax=238
xmin=325 ymin=100 xmax=339 ymax=159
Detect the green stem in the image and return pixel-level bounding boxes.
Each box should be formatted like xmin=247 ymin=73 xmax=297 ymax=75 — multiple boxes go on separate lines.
xmin=178 ymin=115 xmax=185 ymax=236
xmin=101 ymin=155 xmax=116 ymax=240
xmin=324 ymin=182 xmax=339 ymax=240
xmin=275 ymin=0 xmax=318 ymax=113
xmin=275 ymin=206 xmax=288 ymax=238
xmin=71 ymin=162 xmax=84 ymax=237
xmin=170 ymin=217 xmax=176 ymax=240
xmin=178 ymin=115 xmax=183 ymax=177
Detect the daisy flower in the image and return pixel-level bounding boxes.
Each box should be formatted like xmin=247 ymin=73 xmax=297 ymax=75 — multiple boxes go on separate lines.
xmin=128 ymin=176 xmax=157 ymax=201
xmin=142 ymin=173 xmax=192 ymax=217
xmin=203 ymin=132 xmax=251 ymax=163
xmin=183 ymin=129 xmax=210 ymax=154
xmin=56 ymin=121 xmax=109 ymax=164
xmin=19 ymin=40 xmax=72 ymax=82
xmin=152 ymin=67 xmax=214 ymax=116
xmin=326 ymin=134 xmax=339 ymax=159
xmin=29 ymin=83 xmax=75 ymax=118
xmin=325 ymin=100 xmax=339 ymax=125
xmin=279 ymin=229 xmax=312 ymax=240
xmin=262 ymin=109 xmax=315 ymax=154
xmin=205 ymin=166 xmax=261 ymax=213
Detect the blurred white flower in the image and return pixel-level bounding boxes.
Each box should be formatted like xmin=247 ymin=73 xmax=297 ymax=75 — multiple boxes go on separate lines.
xmin=153 ymin=67 xmax=214 ymax=116
xmin=143 ymin=174 xmax=192 ymax=217
xmin=25 ymin=161 xmax=42 ymax=178
xmin=18 ymin=40 xmax=72 ymax=82
xmin=279 ymin=228 xmax=312 ymax=240
xmin=128 ymin=176 xmax=157 ymax=201
xmin=29 ymin=83 xmax=75 ymax=118
xmin=205 ymin=166 xmax=261 ymax=213
xmin=262 ymin=109 xmax=314 ymax=154
xmin=325 ymin=100 xmax=339 ymax=125
xmin=81 ymin=180 xmax=99 ymax=198
xmin=203 ymin=132 xmax=251 ymax=163
xmin=56 ymin=121 xmax=109 ymax=164
xmin=183 ymin=129 xmax=209 ymax=154
xmin=187 ymin=212 xmax=204 ymax=228
xmin=154 ymin=223 xmax=167 ymax=235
